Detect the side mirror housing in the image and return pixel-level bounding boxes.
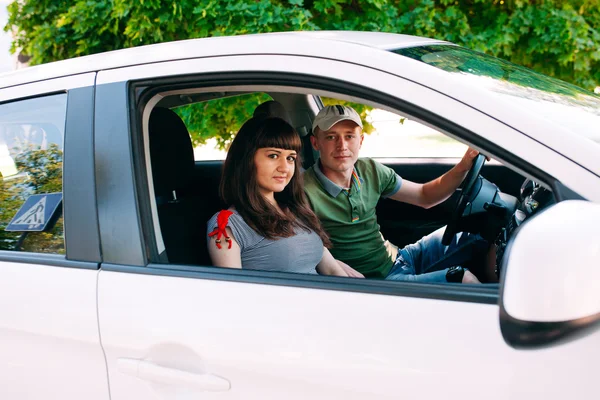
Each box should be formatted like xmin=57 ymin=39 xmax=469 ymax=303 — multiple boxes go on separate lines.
xmin=499 ymin=200 xmax=600 ymax=349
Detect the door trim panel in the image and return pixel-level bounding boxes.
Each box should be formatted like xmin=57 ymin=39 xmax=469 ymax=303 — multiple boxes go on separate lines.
xmin=101 ymin=263 xmax=499 ymax=305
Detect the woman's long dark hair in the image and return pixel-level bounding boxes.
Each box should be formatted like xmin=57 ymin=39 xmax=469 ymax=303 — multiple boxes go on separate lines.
xmin=220 ymin=117 xmax=331 ymax=246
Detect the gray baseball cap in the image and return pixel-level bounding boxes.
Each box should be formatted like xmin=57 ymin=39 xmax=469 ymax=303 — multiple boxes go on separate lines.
xmin=312 ymin=105 xmax=363 ymax=132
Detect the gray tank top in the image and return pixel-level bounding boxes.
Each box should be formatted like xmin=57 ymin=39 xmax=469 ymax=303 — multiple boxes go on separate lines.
xmin=207 ymin=211 xmax=323 ymax=274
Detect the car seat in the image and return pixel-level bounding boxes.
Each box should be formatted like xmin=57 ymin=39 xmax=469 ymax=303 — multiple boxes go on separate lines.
xmin=148 ymin=107 xmax=212 ymax=265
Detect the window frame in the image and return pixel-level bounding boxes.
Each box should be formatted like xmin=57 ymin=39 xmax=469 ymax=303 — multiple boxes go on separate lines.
xmin=125 ymin=75 xmax=533 ymax=304
xmin=113 ymin=64 xmax=586 ymax=304
xmin=0 ymin=73 xmax=100 ymax=269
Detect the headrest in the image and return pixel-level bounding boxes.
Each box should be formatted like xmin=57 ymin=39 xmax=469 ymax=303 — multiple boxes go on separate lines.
xmin=253 ymin=101 xmax=292 ymax=125
xmin=148 ymin=107 xmax=195 ymax=196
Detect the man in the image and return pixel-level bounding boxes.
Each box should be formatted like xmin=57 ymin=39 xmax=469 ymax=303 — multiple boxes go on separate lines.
xmin=303 ymin=105 xmax=488 ymax=284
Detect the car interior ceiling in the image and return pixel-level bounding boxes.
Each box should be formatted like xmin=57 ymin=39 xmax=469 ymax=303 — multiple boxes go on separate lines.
xmin=147 ymin=90 xmax=551 ymax=270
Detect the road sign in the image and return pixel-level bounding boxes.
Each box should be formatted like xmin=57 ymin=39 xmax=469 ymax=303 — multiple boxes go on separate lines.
xmin=6 ymin=193 xmax=63 ymax=232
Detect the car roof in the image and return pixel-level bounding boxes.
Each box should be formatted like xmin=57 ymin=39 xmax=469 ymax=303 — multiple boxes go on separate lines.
xmin=273 ymin=31 xmax=447 ymax=49
xmin=0 ymin=31 xmax=448 ymax=89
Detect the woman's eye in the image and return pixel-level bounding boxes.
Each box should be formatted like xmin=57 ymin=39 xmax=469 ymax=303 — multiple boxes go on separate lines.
xmin=267 ymin=153 xmax=278 ymax=159
xmin=287 ymin=156 xmax=296 ymax=162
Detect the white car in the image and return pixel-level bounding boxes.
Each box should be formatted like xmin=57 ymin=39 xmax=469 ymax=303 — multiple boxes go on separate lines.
xmin=0 ymin=31 xmax=598 ymax=400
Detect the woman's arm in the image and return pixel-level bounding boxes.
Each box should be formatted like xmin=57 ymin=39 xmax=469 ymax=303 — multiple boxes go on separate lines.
xmin=317 ymin=248 xmax=363 ymax=278
xmin=337 ymin=260 xmax=364 ymax=278
xmin=208 ymin=227 xmax=242 ymax=268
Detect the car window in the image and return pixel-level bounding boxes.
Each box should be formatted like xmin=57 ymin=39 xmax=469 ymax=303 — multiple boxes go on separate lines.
xmin=0 ymin=94 xmax=67 ymax=253
xmin=175 ymin=92 xmax=272 ymax=161
xmin=321 ymin=97 xmax=467 ymax=158
xmin=363 ymin=110 xmax=467 ymax=158
xmin=141 ymin=83 xmax=561 ymax=297
xmin=184 ymin=93 xmax=467 ymax=160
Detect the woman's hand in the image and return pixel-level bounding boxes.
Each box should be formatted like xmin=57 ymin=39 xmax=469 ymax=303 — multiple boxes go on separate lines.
xmin=338 ymin=261 xmax=364 ymax=278
xmin=317 ymin=248 xmax=364 ymax=278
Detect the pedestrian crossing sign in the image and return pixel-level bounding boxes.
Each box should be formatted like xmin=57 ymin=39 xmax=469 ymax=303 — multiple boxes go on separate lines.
xmin=6 ymin=193 xmax=63 ymax=232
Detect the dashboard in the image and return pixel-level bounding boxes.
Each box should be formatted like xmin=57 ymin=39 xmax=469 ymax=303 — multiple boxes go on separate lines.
xmin=494 ymin=179 xmax=555 ymax=274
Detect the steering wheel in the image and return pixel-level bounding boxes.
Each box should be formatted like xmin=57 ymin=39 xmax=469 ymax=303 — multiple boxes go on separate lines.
xmin=441 ymin=154 xmax=486 ymax=245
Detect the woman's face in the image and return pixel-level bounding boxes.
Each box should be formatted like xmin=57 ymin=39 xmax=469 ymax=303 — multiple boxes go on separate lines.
xmin=253 ymin=147 xmax=297 ymax=199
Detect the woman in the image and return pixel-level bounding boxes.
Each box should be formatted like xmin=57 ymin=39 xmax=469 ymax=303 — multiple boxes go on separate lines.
xmin=207 ymin=116 xmax=362 ymax=277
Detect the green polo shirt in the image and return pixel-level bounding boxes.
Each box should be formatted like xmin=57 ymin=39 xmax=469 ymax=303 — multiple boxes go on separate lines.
xmin=304 ymin=158 xmax=402 ymax=278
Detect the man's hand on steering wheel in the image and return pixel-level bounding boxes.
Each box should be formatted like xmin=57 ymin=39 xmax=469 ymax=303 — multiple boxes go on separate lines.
xmin=457 ymin=148 xmax=490 ymax=173
xmin=441 ymin=149 xmax=489 ymax=245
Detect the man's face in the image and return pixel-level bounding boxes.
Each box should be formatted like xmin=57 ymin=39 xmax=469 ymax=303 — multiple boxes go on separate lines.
xmin=310 ymin=120 xmax=363 ymax=175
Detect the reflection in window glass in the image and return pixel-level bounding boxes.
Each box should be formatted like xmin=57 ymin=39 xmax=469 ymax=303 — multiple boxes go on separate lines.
xmin=0 ymin=94 xmax=67 ymax=253
xmin=394 ymin=45 xmax=600 ymax=146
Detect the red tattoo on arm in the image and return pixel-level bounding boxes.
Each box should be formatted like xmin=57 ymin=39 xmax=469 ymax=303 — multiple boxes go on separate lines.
xmin=208 ymin=210 xmax=234 ymax=249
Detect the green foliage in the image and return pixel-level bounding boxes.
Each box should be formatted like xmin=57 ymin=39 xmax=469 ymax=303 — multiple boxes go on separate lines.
xmin=396 ymin=44 xmax=597 ymax=99
xmin=0 ymin=144 xmax=64 ymax=252
xmin=174 ymin=93 xmax=272 ymax=149
xmin=5 ymin=0 xmax=600 ymax=147
xmin=14 ymin=144 xmax=63 ymax=193
xmin=0 ymin=175 xmax=23 ymax=249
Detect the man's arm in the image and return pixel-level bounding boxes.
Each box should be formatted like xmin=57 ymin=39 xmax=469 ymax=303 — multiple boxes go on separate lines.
xmin=388 ymin=148 xmax=481 ymax=209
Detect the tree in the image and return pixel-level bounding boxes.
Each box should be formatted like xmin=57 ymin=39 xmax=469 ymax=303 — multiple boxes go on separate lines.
xmin=0 ymin=144 xmax=64 ymax=253
xmin=174 ymin=93 xmax=272 ymax=148
xmin=173 ymin=94 xmax=377 ymax=148
xmin=5 ymin=0 xmax=600 ymax=148
xmin=0 ymin=174 xmax=22 ymax=249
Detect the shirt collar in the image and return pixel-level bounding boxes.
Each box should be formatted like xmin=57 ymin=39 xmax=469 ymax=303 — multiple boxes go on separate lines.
xmin=313 ymin=159 xmax=363 ymax=198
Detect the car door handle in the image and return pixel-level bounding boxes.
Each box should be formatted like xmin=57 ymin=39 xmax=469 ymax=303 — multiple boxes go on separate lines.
xmin=117 ymin=358 xmax=230 ymax=392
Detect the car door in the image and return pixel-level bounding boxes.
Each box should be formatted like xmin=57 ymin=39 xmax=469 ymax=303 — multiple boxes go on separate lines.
xmin=95 ymin=53 xmax=598 ymax=399
xmin=0 ymin=74 xmax=109 ymax=399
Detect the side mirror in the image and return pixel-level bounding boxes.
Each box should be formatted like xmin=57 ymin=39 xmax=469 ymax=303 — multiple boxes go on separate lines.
xmin=499 ymin=200 xmax=600 ymax=349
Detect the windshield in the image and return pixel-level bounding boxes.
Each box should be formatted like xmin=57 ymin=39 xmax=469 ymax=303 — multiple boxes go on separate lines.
xmin=393 ymin=45 xmax=600 ymax=146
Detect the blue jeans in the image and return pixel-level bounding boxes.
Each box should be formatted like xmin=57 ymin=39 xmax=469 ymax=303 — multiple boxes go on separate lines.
xmin=385 ymin=227 xmax=488 ymax=283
